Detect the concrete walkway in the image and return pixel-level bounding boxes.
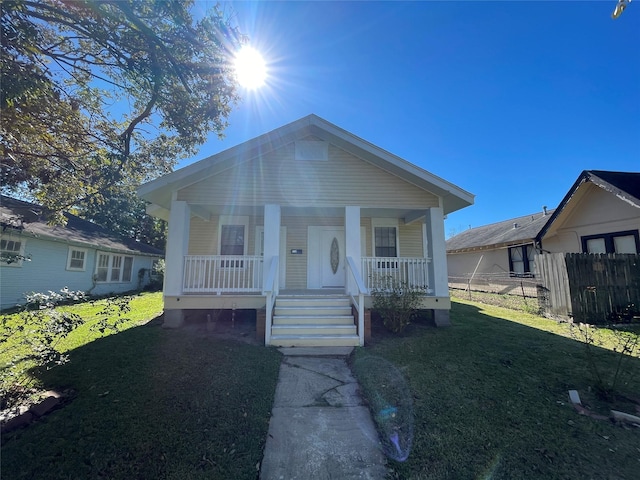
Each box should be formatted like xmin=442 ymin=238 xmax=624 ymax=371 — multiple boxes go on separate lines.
xmin=260 ymin=347 xmax=388 ymax=480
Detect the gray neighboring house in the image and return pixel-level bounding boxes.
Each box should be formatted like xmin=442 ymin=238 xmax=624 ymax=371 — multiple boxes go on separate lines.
xmin=446 ymin=208 xmax=555 ymax=293
xmin=0 ymin=195 xmax=163 ymax=310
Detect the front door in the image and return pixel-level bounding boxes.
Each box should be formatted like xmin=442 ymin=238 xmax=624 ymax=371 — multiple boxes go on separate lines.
xmin=321 ymin=228 xmax=345 ymax=287
xmin=307 ymin=226 xmax=345 ymax=288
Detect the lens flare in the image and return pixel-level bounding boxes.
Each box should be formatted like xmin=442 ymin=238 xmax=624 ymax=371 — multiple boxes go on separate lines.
xmin=353 ymin=356 xmax=414 ymax=462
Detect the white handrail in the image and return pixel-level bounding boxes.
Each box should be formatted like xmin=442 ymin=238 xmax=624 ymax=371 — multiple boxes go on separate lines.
xmin=263 ymin=256 xmax=279 ymax=346
xmin=346 ymin=256 xmax=366 ymax=347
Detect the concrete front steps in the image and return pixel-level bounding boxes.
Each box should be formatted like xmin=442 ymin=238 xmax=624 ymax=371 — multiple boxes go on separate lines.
xmin=270 ymin=295 xmax=360 ymax=347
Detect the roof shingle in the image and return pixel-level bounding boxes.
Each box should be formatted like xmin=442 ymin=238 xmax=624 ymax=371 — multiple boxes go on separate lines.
xmin=0 ymin=195 xmax=163 ymax=256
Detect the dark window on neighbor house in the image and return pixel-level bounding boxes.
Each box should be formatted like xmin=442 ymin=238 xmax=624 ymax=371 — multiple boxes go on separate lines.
xmin=374 ymin=227 xmax=397 ymax=257
xmin=581 ymin=230 xmax=639 ymax=254
xmin=0 ymin=237 xmax=24 ymax=266
xmin=509 ymin=244 xmax=535 ymax=277
xmin=220 ymin=225 xmax=245 ymax=255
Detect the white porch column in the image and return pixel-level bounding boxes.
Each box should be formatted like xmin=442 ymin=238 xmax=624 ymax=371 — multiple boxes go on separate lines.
xmin=165 ymin=200 xmax=191 ymax=296
xmin=344 ymin=206 xmax=362 ymax=294
xmin=425 ymin=207 xmax=451 ymax=326
xmin=262 ymin=204 xmax=281 ymax=291
xmin=425 ymin=207 xmax=448 ymax=296
xmin=164 ymin=200 xmax=190 ymax=328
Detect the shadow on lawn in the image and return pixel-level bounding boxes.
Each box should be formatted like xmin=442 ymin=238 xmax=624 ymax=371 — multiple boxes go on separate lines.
xmin=357 ymin=301 xmax=640 ymax=480
xmin=1 ymin=317 xmax=282 ymax=480
xmin=452 ymin=301 xmax=640 ymax=412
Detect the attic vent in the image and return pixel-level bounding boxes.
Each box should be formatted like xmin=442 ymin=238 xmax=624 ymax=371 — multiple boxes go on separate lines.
xmin=295 ymin=140 xmax=328 ymax=161
xmin=513 ymin=223 xmax=519 ymax=229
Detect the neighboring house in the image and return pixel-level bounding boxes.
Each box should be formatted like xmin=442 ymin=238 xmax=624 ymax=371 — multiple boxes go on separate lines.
xmin=0 ymin=195 xmax=163 ymax=310
xmin=536 ymin=170 xmax=640 ymax=254
xmin=138 ymin=114 xmax=474 ymax=346
xmin=446 ymin=208 xmax=554 ymax=295
xmin=446 ymin=169 xmax=640 ymax=295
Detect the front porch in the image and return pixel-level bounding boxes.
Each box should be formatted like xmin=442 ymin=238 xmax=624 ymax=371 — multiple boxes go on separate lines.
xmin=162 ymin=203 xmax=451 ymax=345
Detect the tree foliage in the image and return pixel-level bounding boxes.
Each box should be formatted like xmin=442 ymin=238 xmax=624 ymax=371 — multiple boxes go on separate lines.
xmin=1 ymin=0 xmax=241 ymax=222
xmin=76 ymin=182 xmax=167 ymax=250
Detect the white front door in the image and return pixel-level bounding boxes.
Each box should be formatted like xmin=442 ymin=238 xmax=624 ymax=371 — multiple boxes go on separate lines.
xmin=321 ymin=228 xmax=345 ymax=287
xmin=307 ymin=226 xmax=345 ymax=288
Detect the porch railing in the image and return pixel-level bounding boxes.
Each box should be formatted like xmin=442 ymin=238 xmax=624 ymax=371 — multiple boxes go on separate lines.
xmin=183 ymin=255 xmax=263 ymax=293
xmin=361 ymin=256 xmax=432 ymax=292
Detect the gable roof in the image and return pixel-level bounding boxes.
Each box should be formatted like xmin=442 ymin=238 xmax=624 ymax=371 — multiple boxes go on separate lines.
xmin=0 ymin=196 xmax=163 ymax=256
xmin=536 ymin=170 xmax=640 ymax=241
xmin=446 ymin=208 xmax=555 ymax=252
xmin=138 ymin=114 xmax=474 ymax=216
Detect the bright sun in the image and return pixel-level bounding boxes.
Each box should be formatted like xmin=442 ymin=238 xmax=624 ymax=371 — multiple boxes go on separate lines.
xmin=234 ymin=46 xmax=266 ymax=90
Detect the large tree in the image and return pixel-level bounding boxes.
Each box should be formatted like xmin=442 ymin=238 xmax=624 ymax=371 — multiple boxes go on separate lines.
xmin=1 ymin=0 xmax=241 ymax=223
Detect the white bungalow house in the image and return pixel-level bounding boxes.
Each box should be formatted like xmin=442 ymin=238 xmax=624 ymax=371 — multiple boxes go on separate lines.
xmin=138 ymin=115 xmax=474 ymax=346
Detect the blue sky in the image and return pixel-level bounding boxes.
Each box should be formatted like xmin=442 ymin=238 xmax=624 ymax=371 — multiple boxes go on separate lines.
xmin=187 ymin=1 xmax=639 ymax=238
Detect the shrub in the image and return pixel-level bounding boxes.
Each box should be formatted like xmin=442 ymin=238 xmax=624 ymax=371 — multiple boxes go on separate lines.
xmin=370 ymin=276 xmax=426 ymax=333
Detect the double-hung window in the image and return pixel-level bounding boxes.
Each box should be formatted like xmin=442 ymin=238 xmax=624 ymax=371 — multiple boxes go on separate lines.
xmin=218 ymin=216 xmax=248 ymax=268
xmin=67 ymin=247 xmax=87 ymax=271
xmin=372 ymin=220 xmax=399 ymax=270
xmin=95 ymin=253 xmax=134 ymax=282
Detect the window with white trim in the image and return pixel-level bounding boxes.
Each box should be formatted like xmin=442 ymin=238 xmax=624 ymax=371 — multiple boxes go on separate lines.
xmin=375 ymin=227 xmax=397 ymax=257
xmin=372 ymin=219 xmax=399 ymax=269
xmin=0 ymin=236 xmax=26 ymax=266
xmin=66 ymin=247 xmax=87 ymax=271
xmin=218 ymin=216 xmax=248 ymax=268
xmin=95 ymin=253 xmax=134 ymax=282
xmin=220 ymin=225 xmax=245 ymax=255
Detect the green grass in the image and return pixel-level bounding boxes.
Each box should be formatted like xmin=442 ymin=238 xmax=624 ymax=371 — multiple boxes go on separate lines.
xmin=353 ymin=299 xmax=640 ymax=480
xmin=1 ymin=303 xmax=282 ymax=479
xmin=1 ymin=292 xmax=165 ymax=399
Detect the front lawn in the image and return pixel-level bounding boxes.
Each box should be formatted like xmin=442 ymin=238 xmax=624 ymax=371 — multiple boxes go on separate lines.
xmin=353 ymin=299 xmax=640 ymax=480
xmin=1 ymin=296 xmax=282 ymax=480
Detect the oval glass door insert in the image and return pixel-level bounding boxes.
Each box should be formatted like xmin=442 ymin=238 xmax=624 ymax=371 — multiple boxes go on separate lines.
xmin=330 ymin=237 xmax=339 ymax=274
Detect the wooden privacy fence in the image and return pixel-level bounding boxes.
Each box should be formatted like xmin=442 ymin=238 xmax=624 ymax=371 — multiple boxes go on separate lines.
xmin=536 ymin=253 xmax=640 ymax=324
